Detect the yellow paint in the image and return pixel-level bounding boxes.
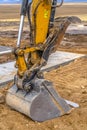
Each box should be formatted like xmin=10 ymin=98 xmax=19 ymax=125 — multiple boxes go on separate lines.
xmin=15 ymin=47 xmax=39 ymax=76
xmin=44 ymin=9 xmax=49 ymax=18
xmin=24 ymin=47 xmax=37 ymax=53
xmin=17 ymin=56 xmax=27 ymax=76
xmin=32 ymin=0 xmax=52 ymax=44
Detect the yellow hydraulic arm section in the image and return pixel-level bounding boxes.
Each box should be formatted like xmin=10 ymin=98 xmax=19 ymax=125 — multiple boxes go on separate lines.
xmin=15 ymin=0 xmax=52 ymax=76
xmin=12 ymin=0 xmax=81 ymax=91
xmin=32 ymin=0 xmax=52 ymax=44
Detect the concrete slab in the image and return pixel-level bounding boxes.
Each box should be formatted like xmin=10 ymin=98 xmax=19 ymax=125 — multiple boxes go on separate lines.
xmin=0 ymin=51 xmax=86 ymax=86
xmin=0 ymin=61 xmax=16 ymax=86
xmin=41 ymin=51 xmax=86 ymax=72
xmin=66 ymin=24 xmax=87 ymax=35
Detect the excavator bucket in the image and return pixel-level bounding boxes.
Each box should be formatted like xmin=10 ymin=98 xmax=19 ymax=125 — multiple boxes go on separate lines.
xmin=6 ymin=78 xmax=79 ymax=122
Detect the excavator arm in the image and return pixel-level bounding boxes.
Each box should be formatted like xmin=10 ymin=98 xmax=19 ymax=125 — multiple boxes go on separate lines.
xmin=6 ymin=0 xmax=81 ymax=122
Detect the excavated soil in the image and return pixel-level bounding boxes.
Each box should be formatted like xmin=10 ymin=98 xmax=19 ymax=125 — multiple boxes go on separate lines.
xmin=0 ymin=4 xmax=87 ymax=130
xmin=0 ymin=57 xmax=87 ymax=130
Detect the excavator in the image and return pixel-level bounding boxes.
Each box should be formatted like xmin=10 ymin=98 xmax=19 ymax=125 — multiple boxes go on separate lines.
xmin=6 ymin=0 xmax=81 ymax=122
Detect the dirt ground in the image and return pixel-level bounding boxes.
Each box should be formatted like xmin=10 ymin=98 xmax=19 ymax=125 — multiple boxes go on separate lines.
xmin=0 ymin=3 xmax=87 ymax=130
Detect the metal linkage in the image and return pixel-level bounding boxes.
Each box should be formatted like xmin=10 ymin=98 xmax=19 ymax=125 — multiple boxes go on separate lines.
xmin=17 ymin=15 xmax=25 ymax=47
xmin=17 ymin=0 xmax=28 ymax=47
xmin=0 ymin=46 xmax=12 ymax=56
xmin=52 ymin=0 xmax=64 ymax=8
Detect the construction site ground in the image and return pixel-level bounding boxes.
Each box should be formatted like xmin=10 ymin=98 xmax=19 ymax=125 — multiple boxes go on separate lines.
xmin=0 ymin=3 xmax=87 ymax=130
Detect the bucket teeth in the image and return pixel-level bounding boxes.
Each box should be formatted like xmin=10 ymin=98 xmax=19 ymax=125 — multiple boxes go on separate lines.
xmin=6 ymin=78 xmax=78 ymax=122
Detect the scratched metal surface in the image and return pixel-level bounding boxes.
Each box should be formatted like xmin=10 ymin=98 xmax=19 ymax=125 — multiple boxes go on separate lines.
xmin=0 ymin=51 xmax=85 ymax=86
xmin=0 ymin=45 xmax=12 ymax=55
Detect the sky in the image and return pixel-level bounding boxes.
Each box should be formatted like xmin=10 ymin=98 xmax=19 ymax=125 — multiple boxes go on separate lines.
xmin=0 ymin=0 xmax=21 ymax=3
xmin=0 ymin=0 xmax=87 ymax=4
